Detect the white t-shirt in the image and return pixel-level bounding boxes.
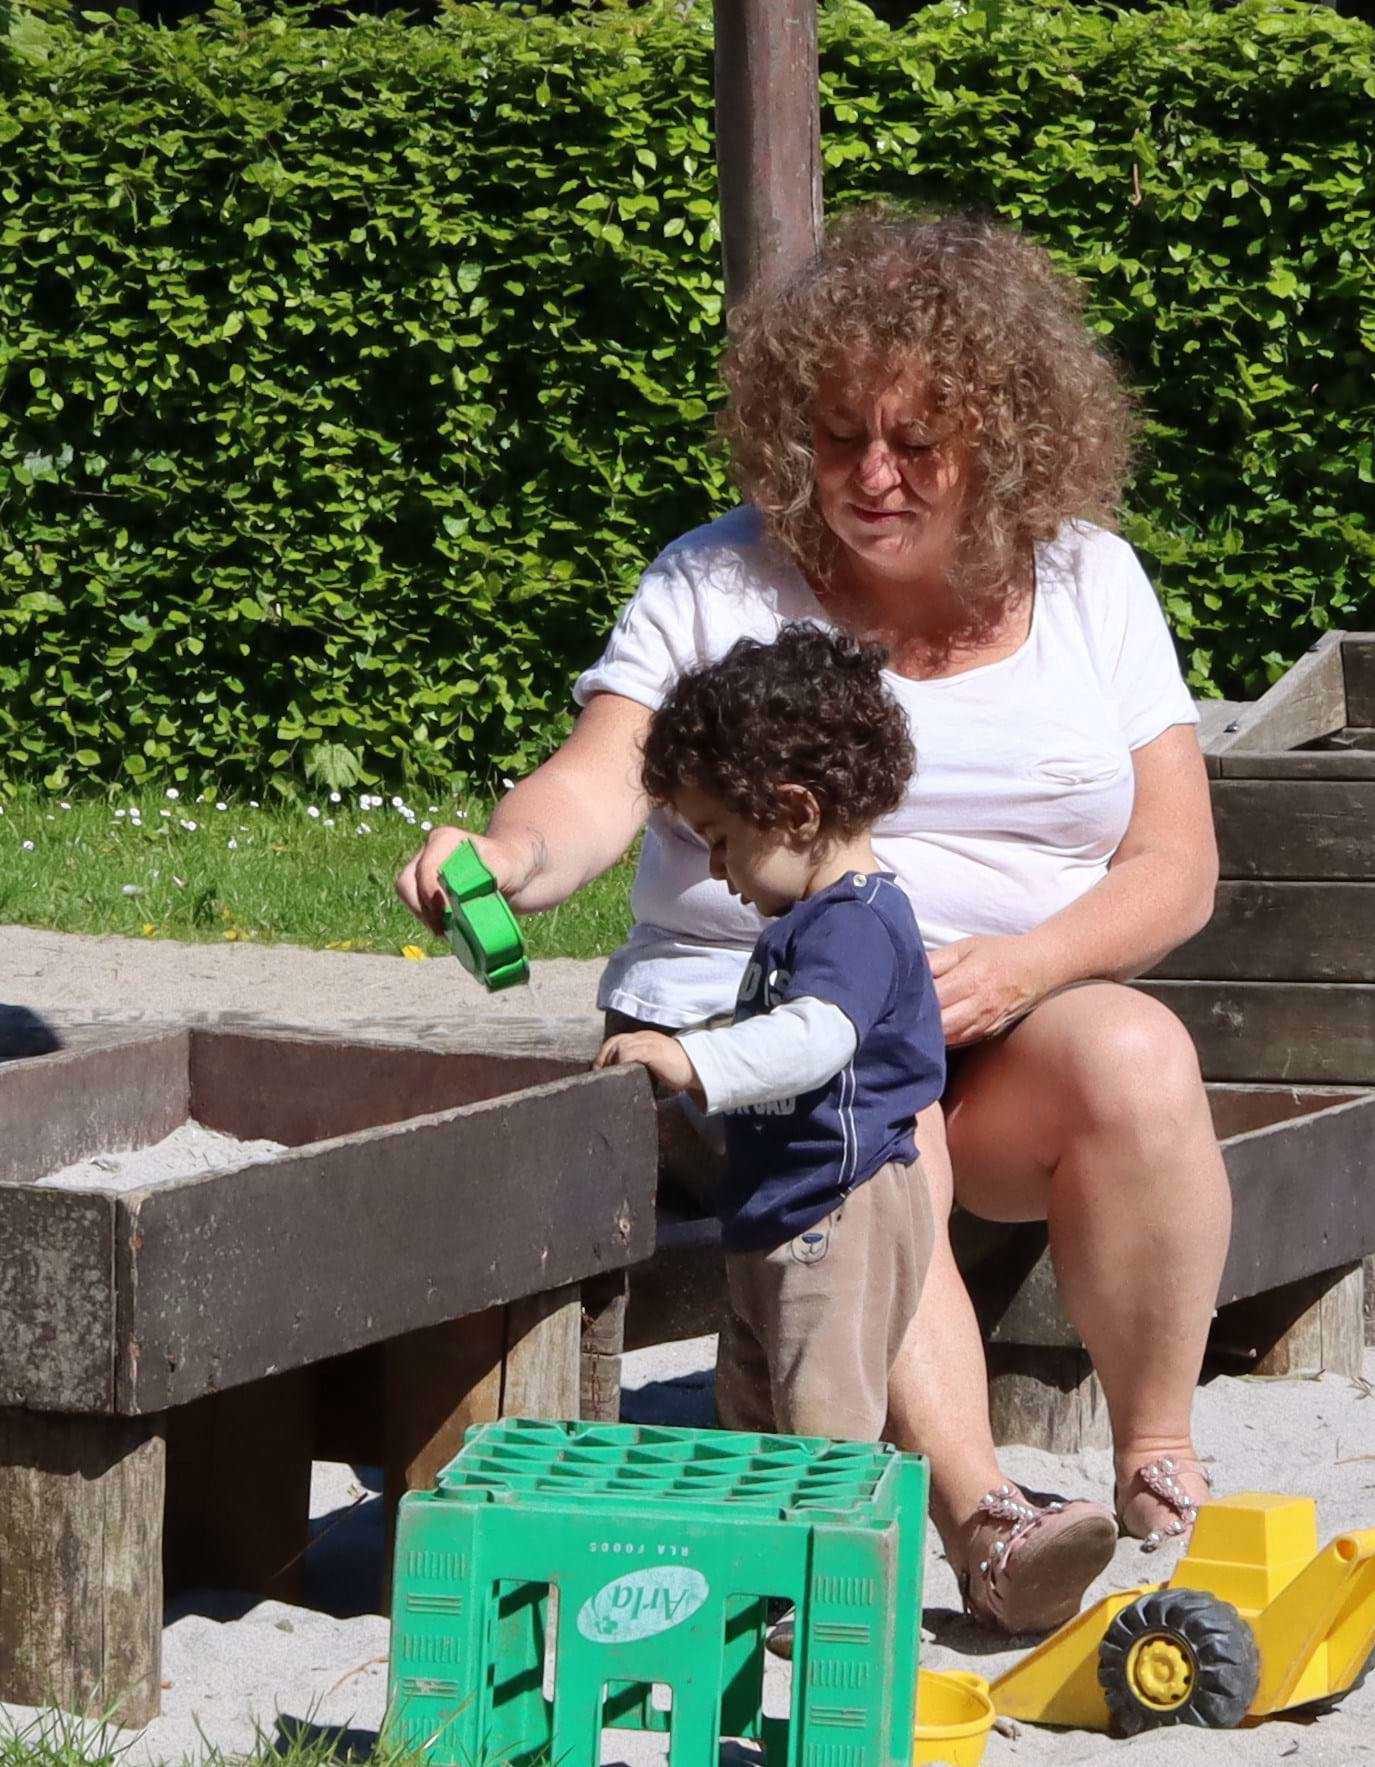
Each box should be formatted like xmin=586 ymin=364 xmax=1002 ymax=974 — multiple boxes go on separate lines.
xmin=574 ymin=505 xmax=1198 ymax=1030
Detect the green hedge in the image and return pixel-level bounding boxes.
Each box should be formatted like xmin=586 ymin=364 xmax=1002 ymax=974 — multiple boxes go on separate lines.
xmin=1 ymin=0 xmax=1371 ymax=797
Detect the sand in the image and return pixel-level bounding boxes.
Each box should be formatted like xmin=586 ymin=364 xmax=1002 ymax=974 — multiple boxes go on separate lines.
xmin=1 ymin=924 xmax=1373 ymax=1763
xmin=35 ymin=1122 xmax=287 ymax=1192
xmin=0 ymin=1337 xmax=1369 ymax=1766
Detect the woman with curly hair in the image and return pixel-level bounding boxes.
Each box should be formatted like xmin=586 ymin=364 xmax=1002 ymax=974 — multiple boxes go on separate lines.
xmin=398 ymin=206 xmax=1230 ymax=1636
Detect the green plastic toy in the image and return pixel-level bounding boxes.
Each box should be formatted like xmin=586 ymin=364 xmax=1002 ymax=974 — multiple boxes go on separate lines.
xmin=387 ymin=1417 xmax=928 ymax=1767
xmin=439 ymin=843 xmax=530 ymax=991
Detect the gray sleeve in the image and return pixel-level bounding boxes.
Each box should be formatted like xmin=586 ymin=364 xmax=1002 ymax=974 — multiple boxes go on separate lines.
xmin=677 ymin=997 xmax=858 ymax=1116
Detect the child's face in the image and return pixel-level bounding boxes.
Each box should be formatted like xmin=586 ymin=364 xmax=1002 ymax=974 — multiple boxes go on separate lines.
xmin=671 ymin=783 xmax=814 ymax=918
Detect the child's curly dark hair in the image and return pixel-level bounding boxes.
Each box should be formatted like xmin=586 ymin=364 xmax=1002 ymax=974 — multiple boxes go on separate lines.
xmin=641 ymin=624 xmax=915 ymax=838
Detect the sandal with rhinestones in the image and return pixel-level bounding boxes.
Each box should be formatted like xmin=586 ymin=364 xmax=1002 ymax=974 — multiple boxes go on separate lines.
xmin=957 ymin=1484 xmax=1118 ymax=1636
xmin=1115 ymin=1455 xmax=1212 ymax=1552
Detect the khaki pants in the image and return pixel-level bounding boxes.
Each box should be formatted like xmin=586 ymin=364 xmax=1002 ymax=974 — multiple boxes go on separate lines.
xmin=716 ymin=1159 xmax=934 ymax=1443
xmin=601 ymin=1010 xmax=934 ymax=1443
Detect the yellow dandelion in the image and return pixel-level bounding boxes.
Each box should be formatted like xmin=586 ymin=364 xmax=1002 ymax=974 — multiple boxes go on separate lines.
xmin=400 ymin=944 xmax=428 ymax=961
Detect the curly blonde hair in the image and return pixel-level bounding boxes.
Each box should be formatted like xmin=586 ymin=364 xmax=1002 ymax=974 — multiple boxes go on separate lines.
xmin=718 ymin=205 xmax=1136 ymax=633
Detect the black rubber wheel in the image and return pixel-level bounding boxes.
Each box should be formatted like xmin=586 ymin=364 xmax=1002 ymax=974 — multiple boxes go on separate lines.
xmin=1098 ymin=1587 xmax=1260 ymax=1735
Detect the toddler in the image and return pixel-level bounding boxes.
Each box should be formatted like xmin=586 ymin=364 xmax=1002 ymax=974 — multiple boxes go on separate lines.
xmin=596 ymin=623 xmax=946 ymax=1447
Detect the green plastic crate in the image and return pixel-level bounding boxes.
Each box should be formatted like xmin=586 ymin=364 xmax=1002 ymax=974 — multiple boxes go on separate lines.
xmin=386 ymin=1417 xmax=928 ymax=1767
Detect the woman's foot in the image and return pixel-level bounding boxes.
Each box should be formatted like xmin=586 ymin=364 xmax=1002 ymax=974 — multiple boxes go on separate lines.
xmin=1115 ymin=1452 xmax=1212 ymax=1551
xmin=955 ymin=1485 xmax=1117 ymax=1636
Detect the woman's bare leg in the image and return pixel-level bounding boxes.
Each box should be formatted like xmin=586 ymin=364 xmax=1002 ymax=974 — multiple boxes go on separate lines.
xmin=887 ymin=1103 xmax=1118 ymax=1629
xmin=944 ymin=983 xmax=1231 ymax=1520
xmin=885 ymin=1103 xmax=1005 ymax=1547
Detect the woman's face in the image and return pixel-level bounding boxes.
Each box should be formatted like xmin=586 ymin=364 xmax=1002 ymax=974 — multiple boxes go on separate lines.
xmin=811 ymin=366 xmax=968 ymax=584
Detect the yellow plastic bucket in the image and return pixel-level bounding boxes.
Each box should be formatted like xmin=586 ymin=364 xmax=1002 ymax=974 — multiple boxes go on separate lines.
xmin=913 ymin=1669 xmax=996 ymax=1767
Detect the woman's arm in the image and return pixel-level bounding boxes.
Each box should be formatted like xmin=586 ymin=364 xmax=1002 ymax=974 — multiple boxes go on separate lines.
xmin=395 ymin=691 xmax=653 ymax=935
xmin=933 ymin=724 xmax=1218 ymax=1045
xmin=1028 ymin=723 xmax=1218 ymax=981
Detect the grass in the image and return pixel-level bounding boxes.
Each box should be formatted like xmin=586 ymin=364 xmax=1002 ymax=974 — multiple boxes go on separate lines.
xmin=0 ymin=1701 xmax=446 ymax=1767
xmin=0 ymin=784 xmax=633 ymax=964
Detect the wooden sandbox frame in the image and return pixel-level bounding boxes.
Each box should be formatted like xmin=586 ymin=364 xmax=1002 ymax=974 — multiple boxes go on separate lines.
xmin=0 ymin=1027 xmax=656 ymax=1723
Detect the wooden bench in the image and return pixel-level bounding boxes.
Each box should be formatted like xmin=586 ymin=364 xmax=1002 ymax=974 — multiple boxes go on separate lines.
xmin=624 ymin=631 xmax=1375 ymax=1450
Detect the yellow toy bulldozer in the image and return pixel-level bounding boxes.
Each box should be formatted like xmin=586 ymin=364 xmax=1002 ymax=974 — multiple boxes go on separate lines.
xmin=991 ymin=1493 xmax=1375 ymax=1735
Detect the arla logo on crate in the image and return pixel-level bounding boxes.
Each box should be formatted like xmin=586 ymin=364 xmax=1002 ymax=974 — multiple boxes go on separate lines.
xmin=577 ymin=1567 xmax=709 ymax=1643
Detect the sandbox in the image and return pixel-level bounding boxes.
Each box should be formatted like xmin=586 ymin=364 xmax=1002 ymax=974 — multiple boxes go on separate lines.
xmin=0 ymin=1026 xmax=657 ymax=1723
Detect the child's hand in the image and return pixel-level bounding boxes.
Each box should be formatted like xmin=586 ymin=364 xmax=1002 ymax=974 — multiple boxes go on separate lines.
xmin=594 ymin=1030 xmax=701 ymax=1098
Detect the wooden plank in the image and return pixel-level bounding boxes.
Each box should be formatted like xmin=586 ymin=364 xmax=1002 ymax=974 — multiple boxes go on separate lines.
xmin=1366 ymin=1254 xmax=1375 ymax=1347
xmin=313 ymin=1343 xmax=386 ymax=1464
xmin=189 ymin=1028 xmax=581 ymax=1147
xmin=1326 ymin=1263 xmax=1368 ymax=1373
xmin=383 ymin=1306 xmax=504 ymax=1504
xmin=580 ymin=1270 xmax=628 ymax=1424
xmin=626 ymin=1091 xmax=1375 ymax=1356
xmin=626 ymin=1215 xmax=726 ymax=1353
xmin=383 ymin=1303 xmax=506 ymax=1606
xmin=117 ymin=1066 xmax=657 ymax=1412
xmin=905 ymin=1089 xmax=1375 ymax=1350
xmin=1138 ymin=982 xmax=1375 ymax=1085
xmin=1215 ymin=1263 xmax=1364 ymax=1378
xmin=1195 ymin=700 xmax=1247 ymax=751
xmin=1342 ymin=635 xmax=1375 ymax=727
xmin=0 ymin=1409 xmax=164 ymax=1723
xmin=658 ymin=1094 xmax=727 ymax=1212
xmin=1204 ymin=1082 xmax=1366 ymax=1142
xmin=1220 ymin=751 xmax=1375 ymax=780
xmin=0 ymin=1188 xmax=115 ymax=1412
xmin=1218 ymin=1093 xmax=1375 ymax=1304
xmin=1212 ymin=780 xmax=1375 ymax=880
xmin=1150 ymin=881 xmax=1375 ymax=982
xmin=985 ymin=1347 xmax=1109 ymax=1452
xmin=380 ymin=1287 xmax=583 ymax=1607
xmin=714 ymin=0 xmax=822 ymax=313
xmin=502 ymin=1284 xmax=582 ymax=1420
xmin=164 ymin=1368 xmax=314 ymax=1603
xmin=1209 ymin=632 xmax=1346 ymax=754
xmin=0 ymin=1031 xmax=187 ymax=1184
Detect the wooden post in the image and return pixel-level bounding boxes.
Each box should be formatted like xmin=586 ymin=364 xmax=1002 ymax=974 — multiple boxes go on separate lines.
xmin=0 ymin=1411 xmax=165 ymax=1725
xmin=985 ymin=1347 xmax=1111 ymax=1453
xmin=579 ymin=1270 xmax=629 ymax=1424
xmin=164 ymin=1367 xmax=315 ymax=1604
xmin=381 ymin=1286 xmax=584 ymax=1607
xmin=1215 ymin=1263 xmax=1366 ymax=1379
xmin=1366 ymin=1256 xmax=1375 ymax=1348
xmin=713 ymin=0 xmax=823 ymax=314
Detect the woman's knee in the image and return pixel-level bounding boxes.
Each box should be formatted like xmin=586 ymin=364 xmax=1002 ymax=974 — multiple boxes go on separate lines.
xmin=1063 ymin=992 xmax=1208 ymax=1145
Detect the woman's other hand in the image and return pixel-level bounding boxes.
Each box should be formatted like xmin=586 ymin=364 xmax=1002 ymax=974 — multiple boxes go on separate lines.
xmin=594 ymin=1030 xmax=701 ymax=1099
xmin=395 ymin=827 xmax=540 ymax=939
xmin=930 ymin=934 xmax=1049 ymax=1047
